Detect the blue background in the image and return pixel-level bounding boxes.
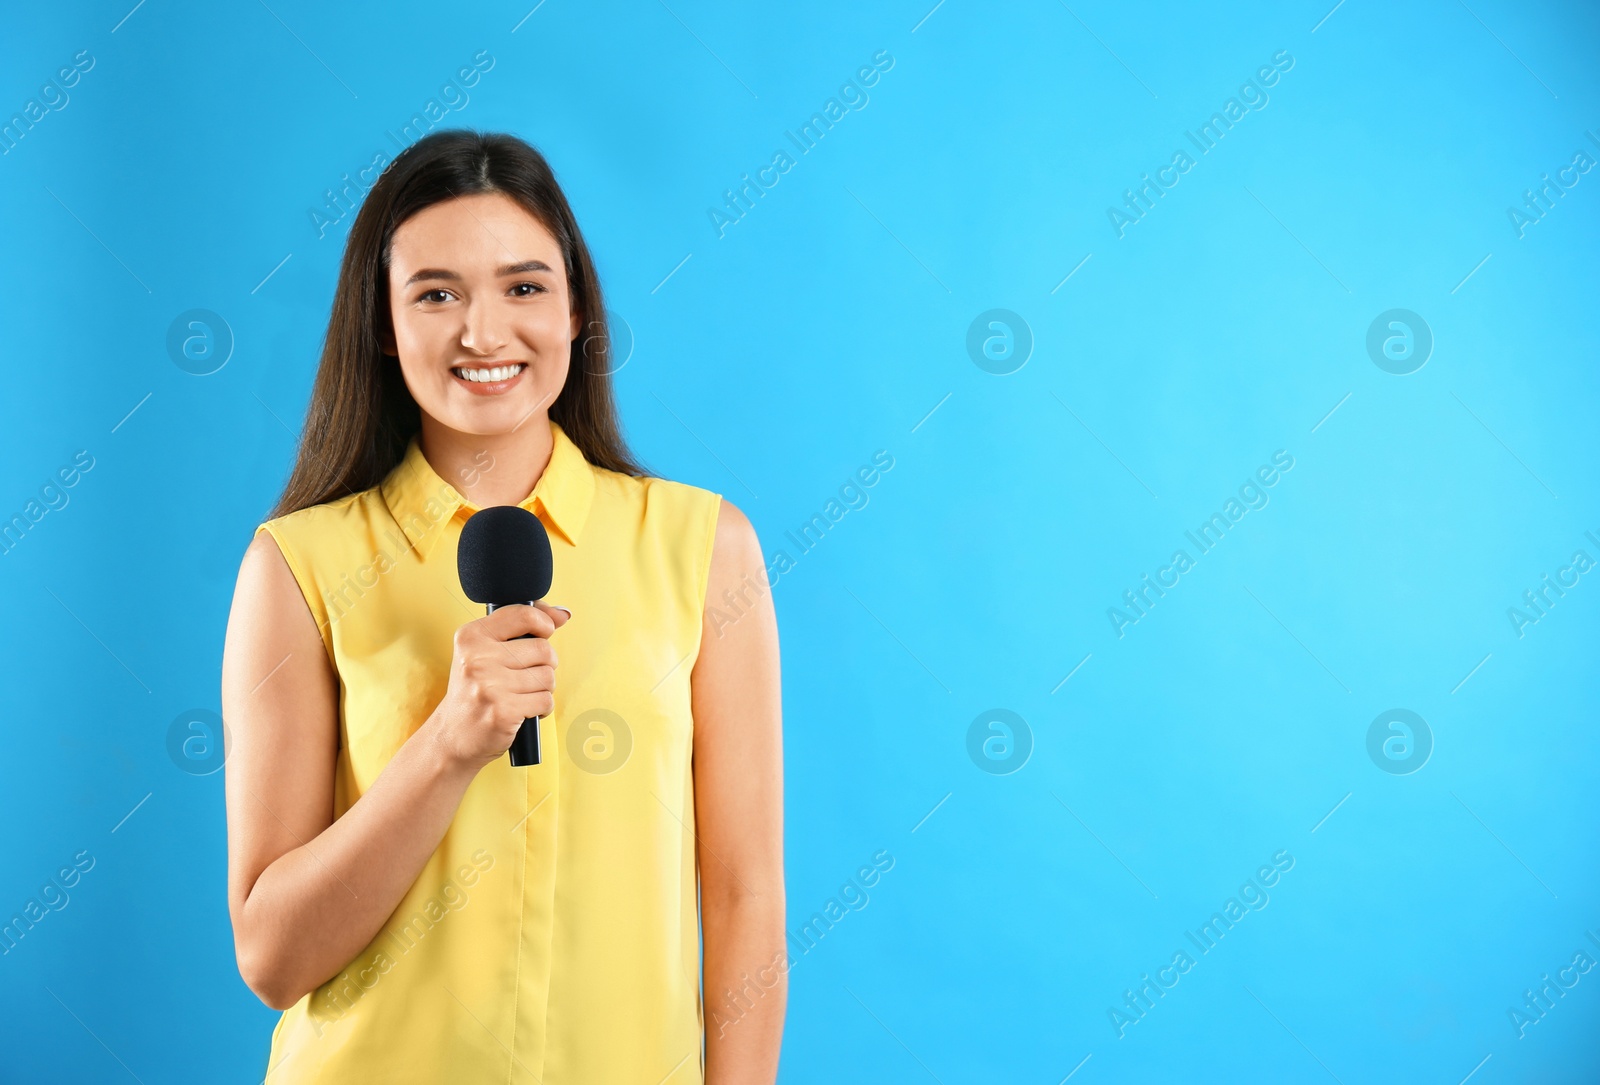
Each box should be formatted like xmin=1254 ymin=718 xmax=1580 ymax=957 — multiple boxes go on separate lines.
xmin=2 ymin=0 xmax=1597 ymax=1081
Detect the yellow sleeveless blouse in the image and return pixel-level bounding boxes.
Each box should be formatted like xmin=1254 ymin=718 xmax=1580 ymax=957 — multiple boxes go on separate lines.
xmin=254 ymin=419 xmax=721 ymax=1083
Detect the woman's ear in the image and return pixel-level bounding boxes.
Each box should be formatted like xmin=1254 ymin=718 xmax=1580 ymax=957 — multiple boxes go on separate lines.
xmin=379 ymin=312 xmax=398 ymax=356
xmin=569 ymin=307 xmax=583 ymax=343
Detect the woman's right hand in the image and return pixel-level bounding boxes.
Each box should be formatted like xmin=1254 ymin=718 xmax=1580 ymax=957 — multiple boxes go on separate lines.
xmin=427 ymin=602 xmax=572 ymax=770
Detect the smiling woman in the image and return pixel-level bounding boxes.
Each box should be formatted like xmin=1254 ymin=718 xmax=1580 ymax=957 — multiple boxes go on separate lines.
xmin=221 ymin=131 xmax=786 ymax=1085
xmin=385 ymin=197 xmax=580 ymax=418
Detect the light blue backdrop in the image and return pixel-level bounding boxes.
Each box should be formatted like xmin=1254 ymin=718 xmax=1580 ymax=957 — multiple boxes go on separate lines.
xmin=2 ymin=0 xmax=1597 ymax=1081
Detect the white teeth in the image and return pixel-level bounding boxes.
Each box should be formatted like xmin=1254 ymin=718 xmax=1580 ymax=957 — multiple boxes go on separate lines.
xmin=454 ymin=364 xmax=525 ymax=383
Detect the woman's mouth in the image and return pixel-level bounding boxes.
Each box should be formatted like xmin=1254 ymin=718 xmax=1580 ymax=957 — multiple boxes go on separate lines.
xmin=451 ymin=363 xmax=527 ymax=395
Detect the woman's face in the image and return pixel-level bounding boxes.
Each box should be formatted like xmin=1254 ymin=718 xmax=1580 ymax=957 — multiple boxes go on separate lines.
xmin=383 ymin=192 xmax=579 ymax=437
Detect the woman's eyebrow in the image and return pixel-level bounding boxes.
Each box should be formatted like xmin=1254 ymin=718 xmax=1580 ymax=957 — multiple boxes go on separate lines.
xmin=497 ymin=259 xmax=553 ymax=276
xmin=403 ymin=259 xmax=553 ymax=286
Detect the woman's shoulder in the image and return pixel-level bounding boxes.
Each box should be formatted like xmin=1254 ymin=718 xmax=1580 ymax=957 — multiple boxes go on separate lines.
xmin=254 ymin=485 xmax=389 ymax=562
xmin=589 ymin=465 xmax=726 ymax=569
xmin=592 ymin=463 xmax=723 ymax=514
xmin=261 ymin=482 xmax=387 ymax=527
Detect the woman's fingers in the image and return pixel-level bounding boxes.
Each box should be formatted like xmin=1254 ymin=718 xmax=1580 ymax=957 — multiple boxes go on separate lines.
xmin=501 ymin=665 xmax=556 ymax=695
xmin=481 ymin=603 xmax=555 ymax=641
xmin=487 ymin=637 xmax=555 ymax=670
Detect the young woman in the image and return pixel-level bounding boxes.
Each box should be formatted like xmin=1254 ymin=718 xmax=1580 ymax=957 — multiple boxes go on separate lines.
xmin=221 ymin=130 xmax=785 ymax=1083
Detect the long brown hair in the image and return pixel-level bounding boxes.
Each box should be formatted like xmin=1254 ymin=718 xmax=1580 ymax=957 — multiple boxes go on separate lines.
xmin=271 ymin=129 xmax=647 ymax=518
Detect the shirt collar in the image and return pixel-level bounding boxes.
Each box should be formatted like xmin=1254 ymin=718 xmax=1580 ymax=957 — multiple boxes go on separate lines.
xmin=380 ymin=418 xmax=595 ymax=561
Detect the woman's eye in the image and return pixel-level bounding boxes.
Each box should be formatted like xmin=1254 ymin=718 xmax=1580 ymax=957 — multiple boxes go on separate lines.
xmin=510 ymin=282 xmax=544 ymax=297
xmin=419 ymin=289 xmax=453 ymax=304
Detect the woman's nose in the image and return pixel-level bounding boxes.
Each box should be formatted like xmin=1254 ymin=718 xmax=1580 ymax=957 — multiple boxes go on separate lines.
xmin=459 ymin=298 xmax=510 ymax=355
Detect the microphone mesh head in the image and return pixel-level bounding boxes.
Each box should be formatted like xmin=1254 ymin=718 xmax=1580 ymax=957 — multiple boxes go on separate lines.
xmin=457 ymin=505 xmax=553 ymax=604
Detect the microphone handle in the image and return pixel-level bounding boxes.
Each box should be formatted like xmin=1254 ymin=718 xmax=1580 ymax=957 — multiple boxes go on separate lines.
xmin=486 ymin=602 xmax=543 ymax=767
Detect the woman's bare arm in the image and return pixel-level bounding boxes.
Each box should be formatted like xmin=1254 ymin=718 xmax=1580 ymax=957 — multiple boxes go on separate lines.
xmin=693 ymin=501 xmax=787 ymax=1083
xmin=222 ymin=530 xmax=565 ymax=1010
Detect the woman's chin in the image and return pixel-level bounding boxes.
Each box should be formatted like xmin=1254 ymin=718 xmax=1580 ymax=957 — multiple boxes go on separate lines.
xmin=424 ymin=394 xmax=546 ymax=439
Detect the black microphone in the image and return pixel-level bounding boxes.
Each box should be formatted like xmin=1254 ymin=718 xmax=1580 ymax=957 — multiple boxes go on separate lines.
xmin=457 ymin=505 xmax=554 ymax=767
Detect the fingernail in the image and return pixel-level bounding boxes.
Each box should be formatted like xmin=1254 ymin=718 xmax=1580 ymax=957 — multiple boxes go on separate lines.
xmin=551 ymin=605 xmax=573 ymax=619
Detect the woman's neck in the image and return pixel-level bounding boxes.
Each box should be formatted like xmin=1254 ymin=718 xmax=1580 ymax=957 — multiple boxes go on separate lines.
xmin=418 ymin=412 xmax=554 ymax=509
